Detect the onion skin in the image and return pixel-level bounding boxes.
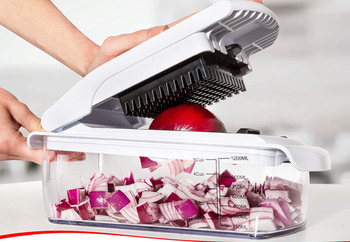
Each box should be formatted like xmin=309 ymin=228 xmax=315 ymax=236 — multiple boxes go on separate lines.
xmin=149 ymin=104 xmax=227 ymax=133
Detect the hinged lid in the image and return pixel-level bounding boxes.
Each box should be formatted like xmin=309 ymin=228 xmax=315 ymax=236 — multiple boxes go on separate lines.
xmin=41 ymin=0 xmax=279 ymax=132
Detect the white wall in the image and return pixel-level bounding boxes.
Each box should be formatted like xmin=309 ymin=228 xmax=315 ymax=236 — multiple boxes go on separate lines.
xmin=0 ymin=0 xmax=349 ymax=184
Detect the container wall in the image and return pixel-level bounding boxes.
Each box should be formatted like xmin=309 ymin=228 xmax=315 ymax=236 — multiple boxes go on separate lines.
xmin=43 ymin=149 xmax=308 ymax=239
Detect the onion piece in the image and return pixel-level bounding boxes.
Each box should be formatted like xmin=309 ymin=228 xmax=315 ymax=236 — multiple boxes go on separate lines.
xmin=50 ymin=203 xmax=61 ymax=218
xmin=265 ymin=190 xmax=291 ymax=203
xmin=170 ymin=220 xmax=188 ymax=227
xmin=161 ymin=176 xmax=178 ymax=187
xmin=250 ymin=218 xmax=277 ymax=232
xmin=78 ymin=201 xmax=97 ymax=220
xmin=149 ymin=162 xmax=162 ymax=172
xmin=123 ymin=171 xmax=135 ymax=185
xmin=56 ymin=200 xmax=71 ymax=212
xmin=188 ymin=219 xmax=209 ymax=229
xmin=123 ymin=190 xmax=138 ymax=207
xmin=61 ymin=208 xmax=82 ymax=220
xmin=67 ymin=188 xmax=86 ymax=205
xmin=81 ymin=178 xmax=89 ymax=191
xmin=106 ymin=190 xmax=131 ymax=212
xmin=167 ymin=159 xmax=185 ymax=178
xmin=150 ymin=177 xmax=163 ymax=191
xmin=164 ymin=192 xmax=182 ymax=203
xmin=139 ymin=191 xmax=165 ymax=204
xmin=174 ymin=199 xmax=198 ymax=220
xmin=89 ymin=191 xmax=107 ymax=209
xmin=137 ymin=202 xmax=157 ymax=223
xmin=140 ymin=157 xmax=158 ymax=169
xmin=120 ymin=203 xmax=140 ymax=224
xmin=88 ymin=172 xmax=108 ymax=193
xmin=219 ymin=170 xmax=236 ymax=187
xmin=107 ymin=175 xmax=123 ymax=193
xmin=260 ymin=199 xmax=291 ymax=227
xmin=158 ymin=183 xmax=177 ymax=200
xmin=106 ymin=210 xmax=127 ymax=222
xmin=159 ymin=202 xmax=182 ymax=221
xmin=203 ymin=212 xmax=218 ymax=230
xmin=182 ymin=160 xmax=195 ymax=174
xmin=250 ymin=207 xmax=274 ymax=221
xmin=115 ymin=184 xmax=138 ymax=197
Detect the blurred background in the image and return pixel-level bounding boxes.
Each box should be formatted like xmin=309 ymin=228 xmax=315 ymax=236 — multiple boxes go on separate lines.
xmin=0 ymin=0 xmax=349 ymax=184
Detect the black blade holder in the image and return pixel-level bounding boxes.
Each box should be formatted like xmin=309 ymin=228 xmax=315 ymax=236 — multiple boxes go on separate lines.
xmin=117 ymin=49 xmax=249 ymax=118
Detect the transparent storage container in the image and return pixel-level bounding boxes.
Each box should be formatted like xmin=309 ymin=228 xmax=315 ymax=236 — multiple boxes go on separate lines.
xmin=30 ymin=131 xmax=330 ymax=240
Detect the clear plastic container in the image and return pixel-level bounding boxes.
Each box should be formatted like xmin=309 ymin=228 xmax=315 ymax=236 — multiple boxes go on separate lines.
xmin=39 ymin=134 xmax=315 ymax=239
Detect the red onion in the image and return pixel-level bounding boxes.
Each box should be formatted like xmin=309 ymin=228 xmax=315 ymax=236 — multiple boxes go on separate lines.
xmin=149 ymin=104 xmax=227 ymax=132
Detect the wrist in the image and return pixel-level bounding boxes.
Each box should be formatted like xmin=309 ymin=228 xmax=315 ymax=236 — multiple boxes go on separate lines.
xmin=81 ymin=43 xmax=100 ymax=77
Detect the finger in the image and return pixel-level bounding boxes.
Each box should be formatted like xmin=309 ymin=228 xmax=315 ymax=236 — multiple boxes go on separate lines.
xmin=104 ymin=26 xmax=168 ymax=57
xmin=167 ymin=12 xmax=197 ymax=28
xmin=13 ymin=136 xmax=45 ymax=164
xmin=250 ymin=0 xmax=263 ymax=3
xmin=8 ymin=102 xmax=45 ymax=132
xmin=58 ymin=151 xmax=86 ymax=162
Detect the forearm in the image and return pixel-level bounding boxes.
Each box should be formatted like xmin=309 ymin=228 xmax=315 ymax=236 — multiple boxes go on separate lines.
xmin=0 ymin=0 xmax=99 ymax=76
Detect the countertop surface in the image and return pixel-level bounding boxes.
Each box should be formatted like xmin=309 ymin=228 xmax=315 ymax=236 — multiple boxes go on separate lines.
xmin=0 ymin=182 xmax=349 ymax=241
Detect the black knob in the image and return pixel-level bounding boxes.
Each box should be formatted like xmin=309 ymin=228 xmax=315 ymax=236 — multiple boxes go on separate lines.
xmin=236 ymin=128 xmax=260 ymax=135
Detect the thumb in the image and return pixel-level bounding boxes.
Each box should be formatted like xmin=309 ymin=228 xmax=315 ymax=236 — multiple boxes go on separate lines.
xmin=14 ymin=136 xmax=45 ymax=164
xmin=9 ymin=102 xmax=45 ymax=132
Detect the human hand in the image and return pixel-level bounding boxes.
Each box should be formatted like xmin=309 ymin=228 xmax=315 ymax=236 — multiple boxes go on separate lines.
xmin=0 ymin=88 xmax=85 ymax=164
xmin=85 ymin=14 xmax=196 ymax=74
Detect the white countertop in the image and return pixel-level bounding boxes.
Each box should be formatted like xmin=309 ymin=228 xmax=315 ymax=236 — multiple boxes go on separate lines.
xmin=1 ymin=182 xmax=349 ymax=241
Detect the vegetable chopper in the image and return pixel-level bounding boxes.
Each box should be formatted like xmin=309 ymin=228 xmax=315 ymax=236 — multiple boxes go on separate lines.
xmin=28 ymin=0 xmax=331 ymax=240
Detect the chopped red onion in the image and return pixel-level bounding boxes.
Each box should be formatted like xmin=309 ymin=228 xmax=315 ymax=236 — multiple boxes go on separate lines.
xmin=106 ymin=190 xmax=130 ymax=212
xmin=123 ymin=171 xmax=135 ymax=185
xmin=139 ymin=192 xmax=165 ymax=204
xmin=50 ymin=203 xmax=61 ymax=218
xmin=120 ymin=204 xmax=140 ymax=224
xmin=265 ymin=190 xmax=291 ymax=203
xmin=78 ymin=201 xmax=97 ymax=220
xmin=88 ymin=172 xmax=108 ymax=193
xmin=159 ymin=201 xmax=182 ymax=221
xmin=164 ymin=192 xmax=182 ymax=203
xmin=250 ymin=218 xmax=277 ymax=231
xmin=174 ymin=199 xmax=198 ymax=220
xmin=140 ymin=157 xmax=158 ymax=169
xmin=260 ymin=199 xmax=291 ymax=227
xmin=89 ymin=191 xmax=108 ymax=209
xmin=167 ymin=159 xmax=185 ymax=178
xmin=67 ymin=188 xmax=86 ymax=205
xmin=56 ymin=200 xmax=72 ymax=212
xmin=61 ymin=208 xmax=82 ymax=220
xmin=219 ymin=170 xmax=236 ymax=187
xmin=188 ymin=219 xmax=209 ymax=229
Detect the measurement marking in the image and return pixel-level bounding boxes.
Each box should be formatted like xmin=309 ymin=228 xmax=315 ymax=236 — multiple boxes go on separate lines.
xmin=205 ymin=172 xmax=216 ymax=175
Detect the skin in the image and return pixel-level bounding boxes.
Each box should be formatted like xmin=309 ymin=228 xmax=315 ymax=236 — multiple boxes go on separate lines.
xmin=0 ymin=0 xmax=262 ymax=164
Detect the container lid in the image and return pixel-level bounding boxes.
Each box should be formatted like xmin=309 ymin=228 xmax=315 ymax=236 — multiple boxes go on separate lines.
xmin=28 ymin=126 xmax=331 ymax=172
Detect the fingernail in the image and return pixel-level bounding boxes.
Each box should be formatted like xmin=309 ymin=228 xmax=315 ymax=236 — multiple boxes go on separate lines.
xmin=149 ymin=25 xmax=169 ymax=38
